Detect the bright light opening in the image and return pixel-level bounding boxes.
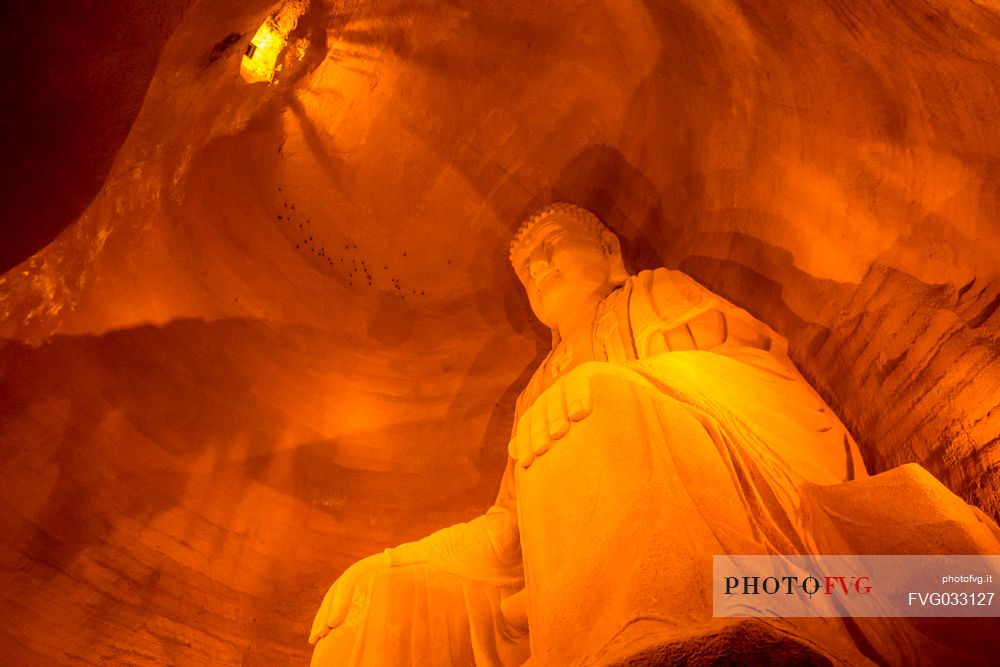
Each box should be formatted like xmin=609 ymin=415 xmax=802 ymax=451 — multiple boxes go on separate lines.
xmin=240 ymin=0 xmax=308 ymax=84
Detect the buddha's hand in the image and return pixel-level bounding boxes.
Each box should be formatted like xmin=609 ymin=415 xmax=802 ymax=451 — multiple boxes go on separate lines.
xmin=510 ymin=361 xmax=644 ymax=468
xmin=308 ymin=551 xmax=390 ymax=644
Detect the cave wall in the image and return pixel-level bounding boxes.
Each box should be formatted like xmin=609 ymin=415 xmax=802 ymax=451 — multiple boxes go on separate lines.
xmin=1 ymin=0 xmax=999 ymax=664
xmin=0 ymin=0 xmax=193 ymax=274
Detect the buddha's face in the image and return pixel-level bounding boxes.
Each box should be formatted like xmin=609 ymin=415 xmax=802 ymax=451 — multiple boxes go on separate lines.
xmin=511 ymin=214 xmax=619 ymax=330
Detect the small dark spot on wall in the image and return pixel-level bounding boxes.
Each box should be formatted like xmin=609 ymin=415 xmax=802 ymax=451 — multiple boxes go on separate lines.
xmin=206 ymin=32 xmax=243 ymax=66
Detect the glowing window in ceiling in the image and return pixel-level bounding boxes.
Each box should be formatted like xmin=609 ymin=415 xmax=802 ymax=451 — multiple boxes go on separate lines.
xmin=240 ymin=0 xmax=308 ymax=84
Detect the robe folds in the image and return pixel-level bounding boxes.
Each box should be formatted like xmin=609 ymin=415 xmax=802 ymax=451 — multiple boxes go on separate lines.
xmin=312 ymin=269 xmax=1000 ymax=666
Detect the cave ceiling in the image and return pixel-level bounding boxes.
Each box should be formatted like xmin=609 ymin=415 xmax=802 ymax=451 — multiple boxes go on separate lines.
xmin=2 ymin=0 xmax=1000 ymax=663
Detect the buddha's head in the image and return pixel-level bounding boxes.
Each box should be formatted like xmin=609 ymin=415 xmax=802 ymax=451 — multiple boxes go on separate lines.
xmin=510 ymin=203 xmax=630 ymax=331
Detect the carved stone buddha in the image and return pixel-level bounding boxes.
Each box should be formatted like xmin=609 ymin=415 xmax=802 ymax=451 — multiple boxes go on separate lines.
xmin=309 ymin=204 xmax=1000 ymax=666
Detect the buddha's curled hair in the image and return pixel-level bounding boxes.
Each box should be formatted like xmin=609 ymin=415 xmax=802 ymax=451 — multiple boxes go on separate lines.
xmin=509 ymin=203 xmax=609 ymax=264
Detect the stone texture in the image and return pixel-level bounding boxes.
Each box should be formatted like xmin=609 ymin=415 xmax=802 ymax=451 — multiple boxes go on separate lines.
xmin=1 ymin=0 xmax=999 ymax=663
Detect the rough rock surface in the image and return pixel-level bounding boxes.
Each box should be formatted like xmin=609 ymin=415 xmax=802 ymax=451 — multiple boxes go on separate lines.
xmin=1 ymin=0 xmax=999 ymax=663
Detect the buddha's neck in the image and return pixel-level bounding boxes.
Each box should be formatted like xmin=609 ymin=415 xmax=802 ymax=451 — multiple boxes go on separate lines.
xmin=555 ymin=285 xmax=615 ymax=343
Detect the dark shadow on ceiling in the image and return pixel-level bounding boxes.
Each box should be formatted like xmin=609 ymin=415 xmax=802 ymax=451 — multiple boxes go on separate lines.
xmin=0 ymin=0 xmax=192 ymax=273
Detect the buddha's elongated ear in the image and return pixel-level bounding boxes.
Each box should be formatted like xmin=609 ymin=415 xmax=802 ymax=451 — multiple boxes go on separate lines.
xmin=599 ymin=228 xmax=621 ymax=257
xmin=600 ymin=228 xmax=631 ymax=283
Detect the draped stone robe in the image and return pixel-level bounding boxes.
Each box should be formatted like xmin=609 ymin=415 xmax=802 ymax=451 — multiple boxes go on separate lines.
xmin=311 ymin=268 xmax=1000 ymax=666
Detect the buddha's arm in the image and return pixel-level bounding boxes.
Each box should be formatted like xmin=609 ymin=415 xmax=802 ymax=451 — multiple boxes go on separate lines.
xmin=309 ymin=482 xmax=522 ymax=643
xmin=629 ymin=268 xmax=777 ymax=359
xmin=508 ymin=270 xmax=782 ymax=468
xmin=383 ymin=502 xmax=522 ymax=580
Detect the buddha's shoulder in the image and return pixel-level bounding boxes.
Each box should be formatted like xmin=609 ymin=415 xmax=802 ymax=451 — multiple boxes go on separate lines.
xmin=629 ymin=268 xmax=710 ymax=312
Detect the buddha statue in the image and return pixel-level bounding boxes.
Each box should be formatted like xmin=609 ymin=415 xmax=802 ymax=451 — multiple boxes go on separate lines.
xmin=309 ymin=204 xmax=1000 ymax=666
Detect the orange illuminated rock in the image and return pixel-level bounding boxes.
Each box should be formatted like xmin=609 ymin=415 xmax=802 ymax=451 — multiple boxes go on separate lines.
xmin=310 ymin=205 xmax=1000 ymax=665
xmin=3 ymin=1 xmax=1000 ymax=664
